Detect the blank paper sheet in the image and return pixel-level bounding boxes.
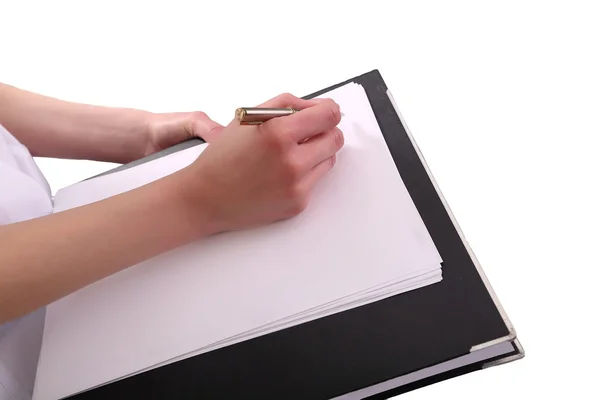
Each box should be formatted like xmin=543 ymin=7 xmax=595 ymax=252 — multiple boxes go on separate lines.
xmin=33 ymin=83 xmax=442 ymax=400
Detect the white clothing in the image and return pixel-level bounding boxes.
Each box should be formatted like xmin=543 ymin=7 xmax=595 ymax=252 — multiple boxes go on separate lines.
xmin=0 ymin=124 xmax=53 ymax=400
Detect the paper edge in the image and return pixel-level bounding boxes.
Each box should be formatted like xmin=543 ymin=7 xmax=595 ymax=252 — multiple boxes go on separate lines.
xmin=385 ymin=89 xmax=520 ymax=352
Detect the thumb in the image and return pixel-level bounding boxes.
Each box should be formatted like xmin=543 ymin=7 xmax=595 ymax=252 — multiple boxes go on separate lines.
xmin=190 ymin=112 xmax=224 ymax=142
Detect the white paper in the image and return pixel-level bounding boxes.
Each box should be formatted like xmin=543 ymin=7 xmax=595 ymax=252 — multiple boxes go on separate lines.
xmin=33 ymin=83 xmax=442 ymax=400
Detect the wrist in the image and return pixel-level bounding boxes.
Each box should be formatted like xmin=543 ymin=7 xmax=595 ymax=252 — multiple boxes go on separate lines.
xmin=106 ymin=108 xmax=155 ymax=163
xmin=56 ymin=105 xmax=153 ymax=164
xmin=162 ymin=166 xmax=221 ymax=241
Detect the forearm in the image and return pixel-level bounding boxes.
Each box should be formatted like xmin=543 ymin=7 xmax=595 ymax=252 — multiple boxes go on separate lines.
xmin=0 ymin=83 xmax=151 ymax=163
xmin=0 ymin=168 xmax=210 ymax=324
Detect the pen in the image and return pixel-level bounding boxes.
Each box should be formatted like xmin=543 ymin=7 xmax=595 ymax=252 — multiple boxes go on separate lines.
xmin=235 ymin=107 xmax=296 ymax=125
xmin=235 ymin=107 xmax=344 ymax=125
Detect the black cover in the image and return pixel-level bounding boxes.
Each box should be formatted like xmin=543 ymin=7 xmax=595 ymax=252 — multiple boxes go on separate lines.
xmin=71 ymin=70 xmax=514 ymax=399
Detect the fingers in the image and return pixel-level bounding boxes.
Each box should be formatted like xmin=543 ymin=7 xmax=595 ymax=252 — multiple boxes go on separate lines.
xmin=298 ymin=154 xmax=337 ymax=195
xmin=294 ymin=127 xmax=344 ymax=173
xmin=256 ymin=92 xmax=320 ymax=111
xmin=189 ymin=111 xmax=224 ymax=142
xmin=265 ymin=98 xmax=341 ymax=143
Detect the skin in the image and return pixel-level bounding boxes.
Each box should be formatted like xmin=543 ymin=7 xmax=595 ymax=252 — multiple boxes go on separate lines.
xmin=0 ymin=83 xmax=223 ymax=163
xmin=0 ymin=86 xmax=343 ymax=325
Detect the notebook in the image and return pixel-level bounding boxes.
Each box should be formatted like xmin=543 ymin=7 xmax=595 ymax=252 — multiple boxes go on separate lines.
xmin=33 ymin=81 xmax=446 ymax=400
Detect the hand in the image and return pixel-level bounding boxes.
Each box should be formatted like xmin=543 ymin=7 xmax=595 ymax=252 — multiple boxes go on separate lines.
xmin=144 ymin=111 xmax=224 ymax=156
xmin=181 ymin=93 xmax=344 ymax=234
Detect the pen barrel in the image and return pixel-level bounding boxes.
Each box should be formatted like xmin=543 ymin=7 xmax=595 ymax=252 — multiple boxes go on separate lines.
xmin=236 ymin=107 xmax=296 ymax=124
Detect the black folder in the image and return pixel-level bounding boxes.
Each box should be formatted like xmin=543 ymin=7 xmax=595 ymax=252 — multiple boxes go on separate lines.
xmin=75 ymin=69 xmax=524 ymax=399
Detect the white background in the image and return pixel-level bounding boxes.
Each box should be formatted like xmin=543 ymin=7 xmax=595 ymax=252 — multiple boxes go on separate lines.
xmin=1 ymin=0 xmax=599 ymax=398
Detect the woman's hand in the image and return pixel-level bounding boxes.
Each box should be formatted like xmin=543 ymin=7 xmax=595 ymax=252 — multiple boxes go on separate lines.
xmin=0 ymin=82 xmax=225 ymax=163
xmin=179 ymin=93 xmax=344 ymax=234
xmin=0 ymin=92 xmax=343 ymax=323
xmin=144 ymin=111 xmax=224 ymax=156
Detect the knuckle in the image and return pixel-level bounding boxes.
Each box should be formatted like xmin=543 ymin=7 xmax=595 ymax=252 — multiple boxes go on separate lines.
xmin=280 ymin=124 xmax=295 ymax=141
xmin=191 ymin=111 xmax=208 ymax=119
xmin=332 ymin=128 xmax=344 ymax=150
xmin=268 ymin=117 xmax=298 ymax=144
xmin=281 ymin=156 xmax=303 ymax=182
xmin=328 ymin=154 xmax=337 ymax=168
xmin=327 ymin=107 xmax=340 ymax=126
xmin=324 ymin=101 xmax=341 ymax=126
xmin=286 ymin=187 xmax=309 ymax=215
xmin=265 ymin=117 xmax=286 ymax=135
xmin=277 ymin=92 xmax=296 ymax=105
xmin=258 ymin=123 xmax=285 ymax=149
xmin=286 ymin=183 xmax=303 ymax=200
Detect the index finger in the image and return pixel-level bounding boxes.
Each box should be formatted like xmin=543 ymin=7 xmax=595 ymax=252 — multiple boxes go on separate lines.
xmin=265 ymin=98 xmax=341 ymax=143
xmin=256 ymin=92 xmax=321 ymax=110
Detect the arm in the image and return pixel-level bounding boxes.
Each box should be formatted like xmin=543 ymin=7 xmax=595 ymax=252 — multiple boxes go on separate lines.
xmin=0 ymin=82 xmax=152 ymax=163
xmin=0 ymin=170 xmax=210 ymax=324
xmin=0 ymin=83 xmax=223 ymax=163
xmin=0 ymin=94 xmax=343 ymax=324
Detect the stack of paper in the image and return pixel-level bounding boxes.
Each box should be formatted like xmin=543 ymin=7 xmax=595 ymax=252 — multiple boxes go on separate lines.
xmin=34 ymin=83 xmax=443 ymax=400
